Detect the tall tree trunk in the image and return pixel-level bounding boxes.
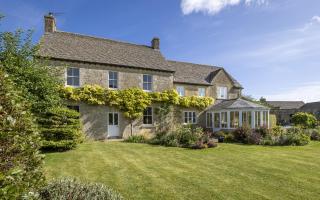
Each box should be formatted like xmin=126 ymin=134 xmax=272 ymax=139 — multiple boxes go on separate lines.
xmin=130 ymin=120 xmax=133 ymax=136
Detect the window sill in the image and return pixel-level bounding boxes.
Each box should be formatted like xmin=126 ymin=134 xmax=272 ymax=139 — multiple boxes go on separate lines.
xmin=142 ymin=124 xmax=155 ymax=128
xmin=65 ymin=85 xmax=80 ymax=88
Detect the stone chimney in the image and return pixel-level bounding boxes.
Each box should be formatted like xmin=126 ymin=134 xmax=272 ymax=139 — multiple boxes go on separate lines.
xmin=44 ymin=13 xmax=56 ymax=33
xmin=151 ymin=37 xmax=160 ymax=50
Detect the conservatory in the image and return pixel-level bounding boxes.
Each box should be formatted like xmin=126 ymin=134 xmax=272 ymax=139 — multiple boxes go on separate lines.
xmin=206 ymin=98 xmax=270 ymax=131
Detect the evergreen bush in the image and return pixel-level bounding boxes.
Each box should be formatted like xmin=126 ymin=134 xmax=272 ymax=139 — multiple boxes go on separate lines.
xmin=38 ymin=107 xmax=83 ymax=151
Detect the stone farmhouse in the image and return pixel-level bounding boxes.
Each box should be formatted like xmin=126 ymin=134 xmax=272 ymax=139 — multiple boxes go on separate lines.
xmin=38 ymin=14 xmax=270 ymax=139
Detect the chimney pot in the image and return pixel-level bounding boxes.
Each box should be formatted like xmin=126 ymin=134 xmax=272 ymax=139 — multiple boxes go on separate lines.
xmin=151 ymin=37 xmax=160 ymax=50
xmin=44 ymin=13 xmax=56 ymax=33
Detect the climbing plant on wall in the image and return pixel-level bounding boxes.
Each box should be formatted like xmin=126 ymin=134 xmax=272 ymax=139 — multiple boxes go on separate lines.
xmin=60 ymin=85 xmax=214 ymax=134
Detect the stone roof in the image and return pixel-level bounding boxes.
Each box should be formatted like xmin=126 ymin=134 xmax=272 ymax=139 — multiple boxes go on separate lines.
xmin=38 ymin=31 xmax=242 ymax=87
xmin=208 ymin=98 xmax=269 ymax=111
xmin=168 ymin=60 xmax=243 ymax=87
xmin=299 ymin=101 xmax=320 ymax=112
xmin=266 ymin=101 xmax=305 ymax=110
xmin=38 ymin=31 xmax=174 ymax=72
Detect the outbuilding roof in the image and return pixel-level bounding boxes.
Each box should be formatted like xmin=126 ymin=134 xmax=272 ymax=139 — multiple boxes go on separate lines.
xmin=266 ymin=101 xmax=305 ymax=110
xmin=299 ymin=101 xmax=320 ymax=111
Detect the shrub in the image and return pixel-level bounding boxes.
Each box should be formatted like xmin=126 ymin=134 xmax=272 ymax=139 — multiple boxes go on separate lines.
xmin=38 ymin=107 xmax=83 ymax=151
xmin=255 ymin=127 xmax=269 ymax=137
xmin=0 ymin=70 xmax=44 ymax=199
xmin=150 ymin=125 xmax=207 ymax=149
xmin=124 ymin=135 xmax=147 ymax=143
xmin=191 ymin=141 xmax=207 ymax=149
xmin=207 ymin=140 xmax=218 ymax=148
xmin=271 ymin=126 xmax=285 ymax=136
xmin=279 ymin=127 xmax=310 ymax=146
xmin=309 ymin=128 xmax=320 ymax=141
xmin=214 ymin=131 xmax=226 ymax=138
xmin=224 ymin=132 xmax=235 ymax=143
xmin=232 ymin=126 xmax=252 ymax=143
xmin=247 ymin=131 xmax=262 ymax=145
xmin=38 ymin=178 xmax=123 ymax=200
xmin=305 ymin=128 xmax=320 ymax=141
xmin=292 ymin=112 xmax=317 ymax=128
xmin=176 ymin=126 xmax=202 ymax=147
xmin=260 ymin=127 xmax=310 ymax=146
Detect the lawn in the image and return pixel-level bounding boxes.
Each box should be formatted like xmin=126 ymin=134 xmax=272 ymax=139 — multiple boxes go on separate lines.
xmin=44 ymin=141 xmax=320 ymax=200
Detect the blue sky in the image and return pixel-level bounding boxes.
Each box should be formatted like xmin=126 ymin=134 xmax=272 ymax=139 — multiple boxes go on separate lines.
xmin=1 ymin=0 xmax=320 ymax=102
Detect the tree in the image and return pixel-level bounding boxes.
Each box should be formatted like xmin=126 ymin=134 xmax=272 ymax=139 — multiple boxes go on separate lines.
xmin=0 ymin=29 xmax=62 ymax=115
xmin=117 ymin=88 xmax=152 ymax=136
xmin=292 ymin=112 xmax=317 ymax=129
xmin=260 ymin=97 xmax=267 ymax=103
xmin=0 ymin=69 xmax=44 ymax=199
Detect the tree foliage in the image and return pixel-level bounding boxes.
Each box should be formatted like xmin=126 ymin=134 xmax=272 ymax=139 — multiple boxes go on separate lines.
xmin=0 ymin=69 xmax=44 ymax=199
xmin=292 ymin=112 xmax=317 ymax=128
xmin=0 ymin=29 xmax=62 ymax=115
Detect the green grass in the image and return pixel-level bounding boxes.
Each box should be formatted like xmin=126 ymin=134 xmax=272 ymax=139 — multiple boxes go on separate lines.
xmin=44 ymin=141 xmax=320 ymax=200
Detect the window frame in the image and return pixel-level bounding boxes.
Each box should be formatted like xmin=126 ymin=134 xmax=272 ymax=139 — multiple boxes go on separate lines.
xmin=217 ymin=86 xmax=228 ymax=99
xmin=206 ymin=112 xmax=213 ymax=128
xmin=142 ymin=74 xmax=153 ymax=91
xmin=184 ymin=111 xmax=196 ymax=124
xmin=230 ymin=111 xmax=240 ymax=128
xmin=221 ymin=112 xmax=228 ymax=128
xmin=143 ymin=107 xmax=153 ymax=125
xmin=176 ymin=86 xmax=185 ymax=96
xmin=108 ymin=71 xmax=118 ymax=89
xmin=198 ymin=87 xmax=206 ymax=97
xmin=66 ymin=67 xmax=80 ymax=87
xmin=242 ymin=111 xmax=252 ymax=127
xmin=108 ymin=112 xmax=119 ymax=126
xmin=214 ymin=112 xmax=221 ymax=129
xmin=255 ymin=111 xmax=261 ymax=128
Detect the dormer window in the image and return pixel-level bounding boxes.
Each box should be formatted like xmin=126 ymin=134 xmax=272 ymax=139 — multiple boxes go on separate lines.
xmin=217 ymin=86 xmax=228 ymax=99
xmin=66 ymin=67 xmax=80 ymax=87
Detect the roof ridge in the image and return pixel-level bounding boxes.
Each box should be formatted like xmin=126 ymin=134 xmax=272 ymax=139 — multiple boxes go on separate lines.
xmin=52 ymin=31 xmax=152 ymax=49
xmin=167 ymin=60 xmax=222 ymax=69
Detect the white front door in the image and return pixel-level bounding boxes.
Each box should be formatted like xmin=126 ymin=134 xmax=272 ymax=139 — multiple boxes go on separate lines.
xmin=108 ymin=112 xmax=120 ymax=138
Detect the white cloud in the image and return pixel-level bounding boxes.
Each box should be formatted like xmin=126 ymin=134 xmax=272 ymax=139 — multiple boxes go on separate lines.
xmin=260 ymin=82 xmax=320 ymax=103
xmin=312 ymin=15 xmax=320 ymax=23
xmin=181 ymin=0 xmax=268 ymax=15
xmin=300 ymin=15 xmax=320 ymax=32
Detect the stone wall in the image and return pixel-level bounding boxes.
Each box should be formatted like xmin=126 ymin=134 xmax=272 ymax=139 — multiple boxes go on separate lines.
xmin=173 ymin=70 xmax=241 ymax=99
xmin=49 ymin=60 xmax=174 ymax=92
xmin=50 ymin=59 xmax=241 ymax=139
